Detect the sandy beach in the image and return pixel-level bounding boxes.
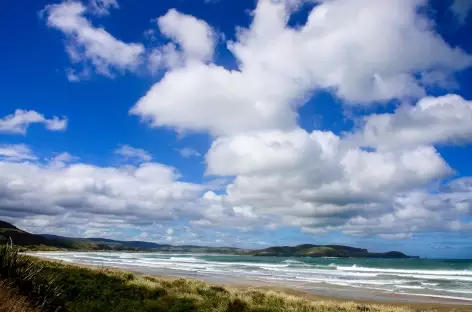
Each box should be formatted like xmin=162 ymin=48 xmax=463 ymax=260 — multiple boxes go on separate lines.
xmin=31 ymin=254 xmax=472 ymax=312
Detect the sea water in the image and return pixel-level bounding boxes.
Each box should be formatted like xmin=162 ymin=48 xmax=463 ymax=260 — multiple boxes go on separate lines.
xmin=35 ymin=252 xmax=472 ymax=302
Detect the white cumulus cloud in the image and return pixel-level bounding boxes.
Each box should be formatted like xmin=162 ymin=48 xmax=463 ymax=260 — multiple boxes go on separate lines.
xmin=114 ymin=145 xmax=152 ymax=163
xmin=0 ymin=109 xmax=67 ymax=135
xmin=0 ymin=144 xmax=37 ymax=162
xmin=0 ymin=147 xmax=205 ymax=231
xmin=44 ymin=1 xmax=145 ymax=79
xmin=132 ymin=0 xmax=471 ymax=136
xmin=15 ymin=0 xmax=472 ymax=243
xmin=158 ymin=9 xmax=216 ymax=64
xmin=199 ymin=127 xmax=457 ymax=236
xmin=352 ymin=94 xmax=472 ymax=150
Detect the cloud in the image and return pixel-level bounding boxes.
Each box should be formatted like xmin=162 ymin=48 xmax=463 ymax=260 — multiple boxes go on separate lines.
xmin=0 ymin=109 xmax=67 ymax=135
xmin=191 ymin=191 xmax=269 ymax=231
xmin=132 ymin=0 xmax=471 ymax=136
xmin=0 ymin=147 xmax=205 ymax=233
xmin=114 ymin=145 xmax=152 ymax=163
xmin=177 ymin=147 xmax=201 ymax=158
xmin=352 ymin=94 xmax=472 ymax=150
xmin=451 ymin=0 xmax=472 ymax=25
xmin=0 ymin=144 xmax=37 ymax=161
xmin=378 ymin=233 xmax=413 ymax=240
xmin=146 ymin=9 xmax=216 ymax=73
xmin=206 ymin=129 xmax=452 ymax=193
xmin=198 ymin=127 xmax=458 ymax=235
xmin=327 ymin=185 xmax=472 ymax=237
xmin=43 ymin=1 xmax=144 ymax=79
xmin=157 ymin=9 xmax=216 ymax=64
xmin=48 ymin=152 xmax=80 ymax=168
xmin=0 ymin=142 xmax=469 ymax=242
xmin=16 ymin=0 xmax=472 ymax=244
xmin=89 ymin=0 xmax=119 ymax=16
xmin=131 ymin=62 xmax=298 ymax=136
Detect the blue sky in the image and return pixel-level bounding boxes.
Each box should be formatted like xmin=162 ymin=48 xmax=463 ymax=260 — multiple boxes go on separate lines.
xmin=1 ymin=0 xmax=472 ymax=258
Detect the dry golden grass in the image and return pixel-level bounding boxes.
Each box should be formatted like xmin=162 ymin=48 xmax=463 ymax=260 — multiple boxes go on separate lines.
xmin=124 ymin=272 xmax=415 ymax=312
xmin=0 ymin=282 xmax=40 ymax=312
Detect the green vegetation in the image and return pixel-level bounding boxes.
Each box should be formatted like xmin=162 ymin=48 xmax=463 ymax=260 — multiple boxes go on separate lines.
xmin=245 ymin=244 xmax=416 ymax=258
xmin=0 ymin=243 xmax=427 ymax=312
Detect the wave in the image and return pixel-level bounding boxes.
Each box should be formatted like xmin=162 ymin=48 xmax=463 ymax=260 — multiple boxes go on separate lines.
xmin=337 ymin=265 xmax=472 ymax=276
xmin=315 ymin=263 xmax=338 ymax=269
xmin=282 ymin=259 xmax=305 ymax=264
xmin=169 ymin=257 xmax=199 ymax=262
xmin=386 ymin=273 xmax=472 ymax=282
xmin=431 ymin=288 xmax=472 ymax=295
xmin=395 ymin=285 xmax=425 ymax=290
xmin=400 ymin=292 xmax=472 ymax=302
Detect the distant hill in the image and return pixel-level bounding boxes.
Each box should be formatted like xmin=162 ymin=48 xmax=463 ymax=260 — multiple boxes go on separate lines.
xmin=40 ymin=234 xmax=243 ymax=253
xmin=0 ymin=221 xmax=234 ymax=252
xmin=41 ymin=234 xmax=173 ymax=250
xmin=244 ymin=244 xmax=416 ymax=258
xmin=87 ymin=238 xmax=172 ymax=249
xmin=0 ymin=220 xmax=416 ymax=257
xmin=0 ymin=221 xmax=68 ymax=249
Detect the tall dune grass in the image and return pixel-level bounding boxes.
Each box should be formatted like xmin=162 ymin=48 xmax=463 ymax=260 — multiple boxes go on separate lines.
xmin=0 ymin=243 xmax=61 ymax=311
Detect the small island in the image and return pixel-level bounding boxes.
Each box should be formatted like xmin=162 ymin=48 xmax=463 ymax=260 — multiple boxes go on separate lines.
xmin=244 ymin=244 xmax=417 ymax=258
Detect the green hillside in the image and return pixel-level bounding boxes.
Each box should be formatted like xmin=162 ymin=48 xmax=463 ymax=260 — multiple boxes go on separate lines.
xmin=0 ymin=221 xmax=68 ymax=250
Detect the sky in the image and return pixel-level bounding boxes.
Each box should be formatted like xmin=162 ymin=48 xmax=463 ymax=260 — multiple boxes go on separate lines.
xmin=1 ymin=0 xmax=472 ymax=258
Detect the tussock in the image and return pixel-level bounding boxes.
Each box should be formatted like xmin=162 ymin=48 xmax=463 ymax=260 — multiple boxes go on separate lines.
xmin=0 ymin=243 xmax=61 ymax=311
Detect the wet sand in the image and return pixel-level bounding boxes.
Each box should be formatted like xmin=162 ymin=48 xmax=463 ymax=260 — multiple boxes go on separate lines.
xmin=32 ymin=255 xmax=472 ymax=311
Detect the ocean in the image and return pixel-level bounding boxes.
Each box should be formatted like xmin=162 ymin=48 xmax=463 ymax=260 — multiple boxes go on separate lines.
xmin=35 ymin=252 xmax=472 ymax=303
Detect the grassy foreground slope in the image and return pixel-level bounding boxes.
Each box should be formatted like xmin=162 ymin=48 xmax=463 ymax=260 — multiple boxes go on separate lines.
xmin=0 ymin=244 xmax=433 ymax=312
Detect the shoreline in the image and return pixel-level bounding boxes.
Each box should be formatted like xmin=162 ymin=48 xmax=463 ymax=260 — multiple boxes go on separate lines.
xmin=31 ymin=255 xmax=472 ymax=311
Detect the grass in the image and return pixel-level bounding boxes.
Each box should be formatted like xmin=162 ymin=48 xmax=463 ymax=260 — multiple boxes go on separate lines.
xmin=41 ymin=264 xmax=414 ymax=312
xmin=0 ymin=243 xmax=62 ymax=311
xmin=0 ymin=244 xmax=458 ymax=312
xmin=0 ymin=282 xmax=40 ymax=312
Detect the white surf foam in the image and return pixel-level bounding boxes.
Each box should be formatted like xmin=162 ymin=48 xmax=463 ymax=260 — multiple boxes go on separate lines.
xmin=337 ymin=265 xmax=472 ymax=276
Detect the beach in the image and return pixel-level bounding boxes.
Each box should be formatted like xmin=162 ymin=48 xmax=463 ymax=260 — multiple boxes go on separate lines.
xmin=32 ymin=251 xmax=472 ymax=310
